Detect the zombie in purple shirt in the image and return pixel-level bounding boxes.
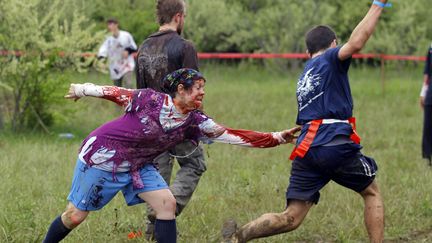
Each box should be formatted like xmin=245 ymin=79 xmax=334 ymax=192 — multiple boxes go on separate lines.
xmin=43 ymin=68 xmax=300 ymax=243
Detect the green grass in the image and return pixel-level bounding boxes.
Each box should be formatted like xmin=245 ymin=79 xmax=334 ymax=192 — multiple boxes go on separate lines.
xmin=1 ymin=64 xmax=432 ymax=242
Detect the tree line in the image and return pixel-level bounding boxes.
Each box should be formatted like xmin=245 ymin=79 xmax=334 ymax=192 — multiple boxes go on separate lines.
xmin=0 ymin=0 xmax=431 ymax=131
xmin=77 ymin=0 xmax=432 ymax=56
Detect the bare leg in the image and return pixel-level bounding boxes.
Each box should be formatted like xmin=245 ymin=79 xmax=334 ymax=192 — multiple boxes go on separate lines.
xmin=139 ymin=189 xmax=176 ymax=220
xmin=146 ymin=152 xmax=174 ymax=219
xmin=145 ymin=152 xmax=174 ymax=240
xmin=61 ymin=202 xmax=89 ymax=229
xmin=360 ymin=181 xmax=384 ymax=243
xmin=223 ymin=200 xmax=313 ymax=243
xmin=139 ymin=189 xmax=177 ymax=243
xmin=43 ymin=203 xmax=89 ymax=242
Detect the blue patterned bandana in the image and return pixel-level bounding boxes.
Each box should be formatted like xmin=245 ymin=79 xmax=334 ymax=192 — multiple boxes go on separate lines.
xmin=161 ymin=68 xmax=205 ymax=95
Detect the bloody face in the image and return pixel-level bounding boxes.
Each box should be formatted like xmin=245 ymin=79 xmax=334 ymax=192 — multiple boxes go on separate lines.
xmin=181 ymin=79 xmax=205 ymax=111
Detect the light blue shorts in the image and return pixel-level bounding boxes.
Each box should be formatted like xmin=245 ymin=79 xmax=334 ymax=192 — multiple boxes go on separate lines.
xmin=67 ymin=160 xmax=168 ymax=211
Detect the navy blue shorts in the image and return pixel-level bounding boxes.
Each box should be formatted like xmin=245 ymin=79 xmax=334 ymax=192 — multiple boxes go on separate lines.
xmin=286 ymin=143 xmax=377 ymax=204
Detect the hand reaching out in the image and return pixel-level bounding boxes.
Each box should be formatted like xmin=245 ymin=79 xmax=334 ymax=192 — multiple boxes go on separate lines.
xmin=280 ymin=126 xmax=302 ymax=144
xmin=64 ymin=84 xmax=81 ymax=101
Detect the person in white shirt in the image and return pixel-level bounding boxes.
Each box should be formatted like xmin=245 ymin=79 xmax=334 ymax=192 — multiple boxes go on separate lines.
xmin=98 ymin=18 xmax=137 ymax=88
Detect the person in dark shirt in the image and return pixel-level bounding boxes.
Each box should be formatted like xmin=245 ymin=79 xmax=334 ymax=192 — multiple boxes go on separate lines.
xmin=420 ymin=43 xmax=432 ymax=165
xmin=222 ymin=1 xmax=389 ymax=242
xmin=134 ymin=0 xmax=204 ymax=239
xmin=136 ymin=0 xmax=198 ymax=90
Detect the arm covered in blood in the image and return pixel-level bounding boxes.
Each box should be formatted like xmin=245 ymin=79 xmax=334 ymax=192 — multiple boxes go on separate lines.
xmin=66 ymin=83 xmax=134 ymax=107
xmin=198 ymin=119 xmax=288 ymax=148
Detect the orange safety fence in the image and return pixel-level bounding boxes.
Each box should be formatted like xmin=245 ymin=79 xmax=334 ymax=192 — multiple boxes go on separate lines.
xmin=0 ymin=50 xmax=427 ymax=61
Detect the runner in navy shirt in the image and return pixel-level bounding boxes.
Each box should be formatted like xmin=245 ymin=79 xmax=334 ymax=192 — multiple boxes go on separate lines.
xmin=222 ymin=1 xmax=388 ymax=242
xmin=295 ymin=46 xmax=354 ymax=146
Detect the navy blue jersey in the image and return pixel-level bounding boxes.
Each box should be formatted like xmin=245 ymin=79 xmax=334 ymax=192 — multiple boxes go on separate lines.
xmin=296 ymin=47 xmax=354 ymax=147
xmin=424 ymin=45 xmax=432 ymax=105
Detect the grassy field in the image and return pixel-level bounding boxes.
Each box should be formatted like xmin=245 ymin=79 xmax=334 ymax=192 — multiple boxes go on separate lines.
xmin=1 ymin=64 xmax=432 ymax=242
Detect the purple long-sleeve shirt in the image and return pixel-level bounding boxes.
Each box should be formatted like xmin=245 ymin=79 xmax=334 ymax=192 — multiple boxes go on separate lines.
xmin=73 ymin=84 xmax=286 ymax=188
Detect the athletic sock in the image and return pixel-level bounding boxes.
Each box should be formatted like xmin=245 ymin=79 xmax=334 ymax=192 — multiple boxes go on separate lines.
xmin=154 ymin=219 xmax=177 ymax=243
xmin=43 ymin=216 xmax=72 ymax=243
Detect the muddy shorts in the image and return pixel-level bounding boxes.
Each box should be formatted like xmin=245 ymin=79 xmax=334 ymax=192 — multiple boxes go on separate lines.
xmin=286 ymin=143 xmax=377 ymax=204
xmin=67 ymin=159 xmax=168 ymax=211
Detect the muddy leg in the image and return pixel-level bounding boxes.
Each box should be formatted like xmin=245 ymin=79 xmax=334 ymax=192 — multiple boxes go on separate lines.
xmin=224 ymin=200 xmax=312 ymax=243
xmin=360 ymin=181 xmax=384 ymax=243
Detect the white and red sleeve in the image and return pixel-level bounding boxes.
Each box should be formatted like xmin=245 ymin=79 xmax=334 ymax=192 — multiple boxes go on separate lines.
xmin=198 ymin=119 xmax=286 ymax=148
xmin=72 ymin=83 xmax=134 ymax=107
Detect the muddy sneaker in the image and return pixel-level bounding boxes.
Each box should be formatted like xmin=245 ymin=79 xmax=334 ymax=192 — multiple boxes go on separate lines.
xmin=221 ymin=219 xmax=240 ymax=243
xmin=144 ymin=220 xmax=155 ymax=241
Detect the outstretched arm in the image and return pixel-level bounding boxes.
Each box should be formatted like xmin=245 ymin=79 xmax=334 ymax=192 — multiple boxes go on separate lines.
xmin=64 ymin=83 xmax=134 ymax=107
xmin=199 ymin=119 xmax=300 ymax=148
xmin=338 ymin=0 xmax=389 ymax=60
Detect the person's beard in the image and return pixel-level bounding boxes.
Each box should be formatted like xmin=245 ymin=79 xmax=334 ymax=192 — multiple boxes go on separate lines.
xmin=177 ymin=22 xmax=183 ymax=35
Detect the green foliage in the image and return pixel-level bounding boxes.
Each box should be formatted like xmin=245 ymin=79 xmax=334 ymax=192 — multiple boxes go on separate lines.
xmin=1 ymin=0 xmax=431 ymax=131
xmin=365 ymin=0 xmax=432 ymax=55
xmin=185 ymin=0 xmax=245 ymax=52
xmin=185 ymin=0 xmax=432 ymax=56
xmin=83 ymin=0 xmax=432 ymax=56
xmin=0 ymin=0 xmax=104 ymax=131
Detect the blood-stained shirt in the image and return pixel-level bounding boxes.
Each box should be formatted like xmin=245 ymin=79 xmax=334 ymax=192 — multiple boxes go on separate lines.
xmin=72 ymin=84 xmax=286 ymax=188
xmin=295 ymin=46 xmax=354 ymax=147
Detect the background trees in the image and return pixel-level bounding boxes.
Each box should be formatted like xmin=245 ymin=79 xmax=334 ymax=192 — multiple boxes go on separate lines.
xmin=0 ymin=0 xmax=103 ymax=131
xmin=1 ymin=0 xmax=431 ymax=131
xmin=184 ymin=0 xmax=432 ymax=55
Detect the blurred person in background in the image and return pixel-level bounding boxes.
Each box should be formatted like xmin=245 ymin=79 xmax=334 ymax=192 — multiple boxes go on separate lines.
xmin=98 ymin=18 xmax=137 ymax=88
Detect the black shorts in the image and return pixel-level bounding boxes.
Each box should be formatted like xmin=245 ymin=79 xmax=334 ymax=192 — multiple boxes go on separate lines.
xmin=286 ymin=143 xmax=377 ymax=204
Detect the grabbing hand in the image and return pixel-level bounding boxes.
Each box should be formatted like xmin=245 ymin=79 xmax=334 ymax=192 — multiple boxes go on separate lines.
xmin=64 ymin=84 xmax=81 ymax=101
xmin=280 ymin=126 xmax=302 ymax=144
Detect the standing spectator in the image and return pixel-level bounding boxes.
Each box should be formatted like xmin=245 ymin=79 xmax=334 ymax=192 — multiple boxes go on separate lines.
xmin=135 ymin=0 xmax=203 ymax=239
xmin=98 ymin=18 xmax=137 ymax=88
xmin=420 ymin=43 xmax=432 ymax=166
